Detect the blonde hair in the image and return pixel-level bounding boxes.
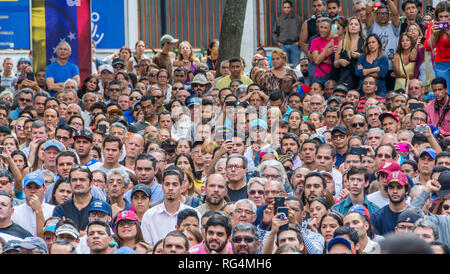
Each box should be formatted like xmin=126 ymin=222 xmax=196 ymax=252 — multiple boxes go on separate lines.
xmin=201 ymin=140 xmax=218 ymax=154
xmin=177 ymin=41 xmax=195 ymax=62
xmin=271 ymin=48 xmax=287 ymax=64
xmin=343 ymin=17 xmax=366 ymax=58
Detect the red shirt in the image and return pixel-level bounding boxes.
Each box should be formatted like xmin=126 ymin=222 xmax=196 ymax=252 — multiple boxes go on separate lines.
xmin=424 ymin=21 xmax=450 ymax=63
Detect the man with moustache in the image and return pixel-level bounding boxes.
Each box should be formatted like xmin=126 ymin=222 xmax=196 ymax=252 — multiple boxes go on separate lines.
xmin=289 ymin=167 xmax=310 ymax=200
xmin=196 ymin=174 xmax=228 ymax=216
xmin=123 ymin=153 xmax=162 ymax=204
xmin=231 ymin=223 xmax=261 ymax=254
xmin=190 ymin=214 xmax=233 ymax=254
xmin=280 ymin=133 xmax=301 ymax=170
xmin=303 ymin=172 xmax=327 ymax=214
xmin=299 ymin=139 xmax=318 ymax=171
xmin=53 ymin=166 xmax=100 ymax=231
xmin=425 ymin=77 xmax=450 ymax=137
xmin=371 ymin=171 xmax=410 ymax=235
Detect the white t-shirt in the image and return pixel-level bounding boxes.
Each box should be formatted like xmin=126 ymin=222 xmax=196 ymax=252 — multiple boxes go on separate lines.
xmin=12 ymin=202 xmax=55 ymax=237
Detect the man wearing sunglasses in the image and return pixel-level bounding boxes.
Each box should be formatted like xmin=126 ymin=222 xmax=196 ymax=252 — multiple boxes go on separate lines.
xmin=231 ymin=223 xmax=261 ymax=254
xmin=9 ymin=88 xmax=34 ymax=120
xmin=190 ymin=74 xmax=211 ymax=97
xmin=349 ymin=114 xmax=368 ymax=143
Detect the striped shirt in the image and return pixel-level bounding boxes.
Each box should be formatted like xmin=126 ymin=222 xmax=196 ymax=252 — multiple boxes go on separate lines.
xmin=357 ymin=96 xmax=386 ymax=113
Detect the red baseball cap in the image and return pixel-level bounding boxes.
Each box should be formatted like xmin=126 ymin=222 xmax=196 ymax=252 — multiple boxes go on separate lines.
xmin=377 ymin=161 xmax=401 ymax=176
xmin=387 ymin=171 xmax=408 ymax=186
xmin=379 ymin=112 xmax=400 ymax=123
xmin=115 ymin=210 xmax=139 ymax=224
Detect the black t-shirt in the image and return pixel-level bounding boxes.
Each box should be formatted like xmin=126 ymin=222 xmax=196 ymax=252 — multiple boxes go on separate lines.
xmin=227 ymin=184 xmax=248 ymax=202
xmin=0 ymin=223 xmax=33 ymax=239
xmin=53 ymin=197 xmax=99 ymax=231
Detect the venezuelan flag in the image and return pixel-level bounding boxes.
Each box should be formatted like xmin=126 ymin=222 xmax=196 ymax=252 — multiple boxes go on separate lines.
xmin=31 ymin=0 xmax=91 ymax=83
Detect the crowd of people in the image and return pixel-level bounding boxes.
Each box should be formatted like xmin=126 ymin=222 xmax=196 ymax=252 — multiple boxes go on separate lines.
xmin=0 ymin=0 xmax=449 ymax=255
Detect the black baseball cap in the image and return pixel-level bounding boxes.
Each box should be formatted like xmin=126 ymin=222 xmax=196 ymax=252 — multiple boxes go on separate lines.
xmin=131 ymin=184 xmax=152 ymax=199
xmin=331 ymin=125 xmax=348 ymax=136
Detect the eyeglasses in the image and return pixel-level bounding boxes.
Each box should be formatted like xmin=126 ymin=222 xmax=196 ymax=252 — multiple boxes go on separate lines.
xmin=149 ymin=73 xmax=157 ymax=77
xmin=19 ymin=98 xmax=32 ymax=103
xmin=173 ymin=87 xmax=184 ymax=91
xmin=227 ymin=164 xmax=243 ymax=170
xmin=248 ymin=190 xmax=264 ymax=195
xmin=443 ymin=204 xmax=450 ymax=211
xmin=232 ymin=236 xmax=255 ymax=244
xmin=262 ymin=174 xmax=281 ymax=180
xmin=376 ymin=153 xmax=392 ymax=159
xmin=332 ymin=134 xmax=346 ymax=140
xmin=113 ymin=65 xmax=124 ymax=69
xmin=351 ymin=122 xmax=365 ymax=128
xmin=0 ymin=180 xmax=10 ymax=185
xmin=376 ymin=12 xmax=389 ymax=16
xmin=90 ymin=211 xmax=107 ymax=218
xmin=15 ymin=125 xmax=23 ymax=130
xmin=109 ymin=88 xmax=121 ymax=92
xmin=118 ymin=220 xmax=137 ymax=227
xmin=154 ymin=95 xmax=163 ymax=99
xmin=56 ymin=136 xmax=70 ymax=141
xmin=130 ymin=97 xmax=141 ymax=101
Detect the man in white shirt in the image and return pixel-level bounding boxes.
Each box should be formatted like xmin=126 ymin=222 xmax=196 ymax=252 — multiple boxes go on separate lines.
xmin=12 ymin=171 xmax=55 ymax=237
xmin=314 ymin=143 xmax=343 ymax=198
xmin=141 ymin=169 xmax=201 ymax=245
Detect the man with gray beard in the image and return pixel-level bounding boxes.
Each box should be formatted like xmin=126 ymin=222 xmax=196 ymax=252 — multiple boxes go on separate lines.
xmin=289 ymin=167 xmax=310 ymax=200
xmin=195 ymin=174 xmax=228 ymax=216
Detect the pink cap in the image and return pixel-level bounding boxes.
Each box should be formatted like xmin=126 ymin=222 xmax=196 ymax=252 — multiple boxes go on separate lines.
xmin=387 ymin=171 xmax=408 ymax=186
xmin=115 ymin=210 xmax=139 ymax=224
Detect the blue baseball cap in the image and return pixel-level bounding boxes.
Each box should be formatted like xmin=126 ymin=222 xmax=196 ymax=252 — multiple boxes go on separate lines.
xmin=17 ymin=57 xmax=31 ymax=67
xmin=310 ymin=134 xmax=326 ymax=144
xmin=186 ymin=96 xmax=201 ymax=107
xmin=23 ymin=171 xmax=45 ymax=188
xmin=89 ymin=200 xmax=112 ymax=216
xmin=250 ymin=119 xmax=268 ymax=131
xmin=419 ymin=148 xmax=437 ymax=160
xmin=327 ymin=237 xmax=353 ymax=253
xmin=113 ymin=246 xmax=136 ymax=254
xmin=424 ymin=93 xmax=435 ymax=101
xmin=44 ymin=139 xmax=63 ymax=152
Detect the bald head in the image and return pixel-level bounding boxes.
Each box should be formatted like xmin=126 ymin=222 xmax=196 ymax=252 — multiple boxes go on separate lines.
xmin=126 ymin=134 xmax=145 ymax=158
xmin=206 ymin=173 xmax=227 ymax=186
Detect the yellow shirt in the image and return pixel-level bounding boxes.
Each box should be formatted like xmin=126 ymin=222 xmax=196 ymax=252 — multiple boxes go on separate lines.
xmin=215 ymin=75 xmax=253 ymax=90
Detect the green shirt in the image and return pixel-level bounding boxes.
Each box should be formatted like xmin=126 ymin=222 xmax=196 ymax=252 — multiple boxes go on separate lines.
xmin=331 ymin=196 xmax=380 ymax=217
